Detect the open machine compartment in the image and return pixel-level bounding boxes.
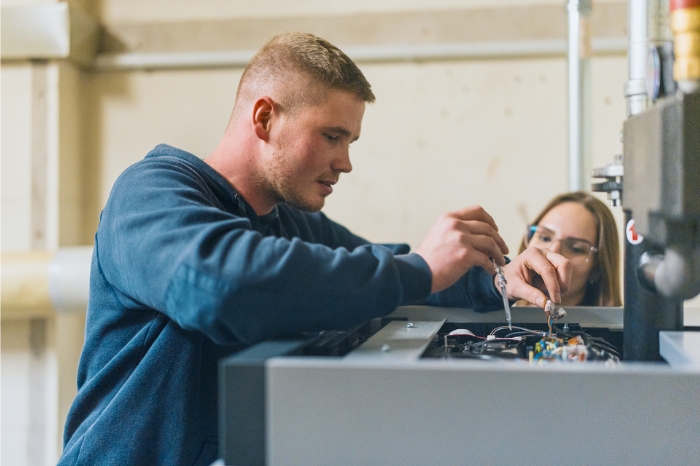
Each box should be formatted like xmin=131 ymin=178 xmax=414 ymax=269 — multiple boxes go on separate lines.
xmin=219 ymin=305 xmax=700 ymax=466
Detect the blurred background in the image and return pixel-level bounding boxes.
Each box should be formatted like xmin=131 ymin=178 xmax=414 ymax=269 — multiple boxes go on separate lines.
xmin=3 ymin=0 xmax=692 ymax=464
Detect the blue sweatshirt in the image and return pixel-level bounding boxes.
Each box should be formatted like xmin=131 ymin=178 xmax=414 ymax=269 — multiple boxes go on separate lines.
xmin=59 ymin=144 xmax=503 ymax=466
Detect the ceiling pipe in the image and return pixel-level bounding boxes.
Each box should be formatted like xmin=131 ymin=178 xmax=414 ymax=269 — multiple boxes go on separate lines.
xmin=92 ymin=38 xmax=628 ymax=71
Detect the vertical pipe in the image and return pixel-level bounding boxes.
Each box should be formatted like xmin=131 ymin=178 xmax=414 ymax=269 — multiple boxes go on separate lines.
xmin=567 ymin=0 xmax=592 ymax=191
xmin=627 ymin=0 xmax=649 ymax=116
xmin=627 ymin=1 xmax=673 ymax=115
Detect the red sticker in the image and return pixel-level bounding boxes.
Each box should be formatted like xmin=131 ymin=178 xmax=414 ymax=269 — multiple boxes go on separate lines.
xmin=626 ymin=219 xmax=644 ymax=245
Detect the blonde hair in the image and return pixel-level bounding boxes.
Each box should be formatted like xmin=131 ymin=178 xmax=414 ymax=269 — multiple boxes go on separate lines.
xmin=232 ymin=32 xmax=374 ymax=121
xmin=518 ymin=192 xmax=622 ymax=306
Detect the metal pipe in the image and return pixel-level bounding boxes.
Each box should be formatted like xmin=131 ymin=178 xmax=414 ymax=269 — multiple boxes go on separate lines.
xmin=638 ymin=251 xmax=665 ymax=289
xmin=92 ymin=38 xmax=628 ymax=71
xmin=640 ymin=247 xmax=700 ymax=299
xmin=627 ymin=0 xmax=650 ymax=116
xmin=567 ymin=0 xmax=593 ymax=192
xmin=627 ymin=1 xmax=673 ymax=115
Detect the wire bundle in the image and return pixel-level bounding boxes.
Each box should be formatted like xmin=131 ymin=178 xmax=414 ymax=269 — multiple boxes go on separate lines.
xmin=435 ymin=324 xmax=620 ymax=364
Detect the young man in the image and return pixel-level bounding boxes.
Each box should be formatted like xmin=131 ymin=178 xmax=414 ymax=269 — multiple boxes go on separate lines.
xmin=59 ymin=33 xmax=570 ymax=465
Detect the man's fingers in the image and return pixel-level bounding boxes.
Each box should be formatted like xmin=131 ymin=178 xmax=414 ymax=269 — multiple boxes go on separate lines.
xmin=461 ymin=220 xmax=509 ymax=259
xmin=416 ymin=206 xmax=511 ymax=293
xmin=451 ymin=205 xmax=500 ymax=233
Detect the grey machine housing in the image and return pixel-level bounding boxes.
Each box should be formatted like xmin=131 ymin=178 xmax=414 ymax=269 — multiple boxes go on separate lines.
xmin=218 ymin=305 xmax=700 ymax=466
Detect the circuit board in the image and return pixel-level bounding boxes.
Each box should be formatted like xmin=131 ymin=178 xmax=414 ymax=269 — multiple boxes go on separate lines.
xmin=421 ymin=321 xmax=622 ymax=363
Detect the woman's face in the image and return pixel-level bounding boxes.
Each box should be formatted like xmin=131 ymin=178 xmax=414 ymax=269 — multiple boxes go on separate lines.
xmin=528 ymin=202 xmax=598 ymax=306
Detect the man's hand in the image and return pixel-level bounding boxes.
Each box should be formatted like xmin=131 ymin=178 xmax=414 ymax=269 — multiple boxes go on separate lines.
xmin=500 ymin=246 xmax=572 ymax=307
xmin=415 ymin=205 xmax=508 ymax=293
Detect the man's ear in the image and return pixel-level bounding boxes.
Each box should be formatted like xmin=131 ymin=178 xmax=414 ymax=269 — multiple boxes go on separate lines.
xmin=252 ymin=97 xmax=275 ymax=141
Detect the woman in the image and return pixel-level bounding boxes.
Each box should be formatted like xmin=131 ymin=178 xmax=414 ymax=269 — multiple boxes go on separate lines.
xmin=518 ymin=191 xmax=622 ymax=306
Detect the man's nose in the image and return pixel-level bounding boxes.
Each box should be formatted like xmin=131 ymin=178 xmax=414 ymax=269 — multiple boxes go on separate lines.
xmin=333 ymin=147 xmax=352 ymax=173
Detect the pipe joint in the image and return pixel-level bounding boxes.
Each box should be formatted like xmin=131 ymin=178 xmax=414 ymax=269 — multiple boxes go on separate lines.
xmin=638 ymin=245 xmax=700 ymax=300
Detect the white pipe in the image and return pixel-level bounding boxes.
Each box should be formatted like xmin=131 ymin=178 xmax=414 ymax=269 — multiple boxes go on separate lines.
xmin=92 ymin=38 xmax=628 ymax=71
xmin=627 ymin=0 xmax=649 ymax=116
xmin=626 ymin=1 xmax=672 ymax=115
xmin=1 ymin=247 xmax=92 ymax=315
xmin=567 ymin=0 xmax=593 ymax=192
xmin=48 ymin=246 xmax=93 ymax=313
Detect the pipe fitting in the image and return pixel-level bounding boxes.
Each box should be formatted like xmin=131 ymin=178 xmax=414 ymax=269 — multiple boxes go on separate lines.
xmin=639 ymin=245 xmax=700 ymax=299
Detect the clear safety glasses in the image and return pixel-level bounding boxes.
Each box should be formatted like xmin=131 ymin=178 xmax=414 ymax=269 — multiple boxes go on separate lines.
xmin=526 ymin=225 xmax=597 ymax=263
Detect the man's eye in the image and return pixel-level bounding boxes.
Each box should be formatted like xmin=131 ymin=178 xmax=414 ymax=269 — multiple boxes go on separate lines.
xmin=324 ymin=134 xmax=338 ymax=142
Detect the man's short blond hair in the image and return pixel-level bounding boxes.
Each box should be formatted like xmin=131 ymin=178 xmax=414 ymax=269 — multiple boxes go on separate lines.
xmin=232 ymin=32 xmax=375 ymax=119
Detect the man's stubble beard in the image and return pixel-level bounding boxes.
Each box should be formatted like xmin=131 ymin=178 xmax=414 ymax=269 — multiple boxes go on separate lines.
xmin=262 ymin=148 xmax=324 ymax=213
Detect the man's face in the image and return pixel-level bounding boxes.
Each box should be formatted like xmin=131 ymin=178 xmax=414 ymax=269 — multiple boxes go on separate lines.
xmin=261 ymin=89 xmax=365 ymax=212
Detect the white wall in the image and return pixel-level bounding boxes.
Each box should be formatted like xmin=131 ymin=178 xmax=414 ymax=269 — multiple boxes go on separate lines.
xmin=85 ymin=56 xmax=627 ymax=255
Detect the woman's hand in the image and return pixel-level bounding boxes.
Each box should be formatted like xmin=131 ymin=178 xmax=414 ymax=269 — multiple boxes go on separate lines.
xmin=500 ymin=246 xmax=572 ymax=307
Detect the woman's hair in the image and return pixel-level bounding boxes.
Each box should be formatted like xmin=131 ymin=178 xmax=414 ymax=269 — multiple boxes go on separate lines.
xmin=518 ymin=191 xmax=622 ymax=306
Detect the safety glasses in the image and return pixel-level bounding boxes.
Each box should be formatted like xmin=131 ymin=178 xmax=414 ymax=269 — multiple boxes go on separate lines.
xmin=526 ymin=225 xmax=597 ymax=263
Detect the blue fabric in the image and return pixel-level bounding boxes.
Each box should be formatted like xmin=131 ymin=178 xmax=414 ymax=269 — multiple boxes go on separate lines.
xmin=59 ymin=144 xmax=503 ymax=466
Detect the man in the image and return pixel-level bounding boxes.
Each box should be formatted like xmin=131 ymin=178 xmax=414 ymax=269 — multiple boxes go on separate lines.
xmin=59 ymin=33 xmax=569 ymax=466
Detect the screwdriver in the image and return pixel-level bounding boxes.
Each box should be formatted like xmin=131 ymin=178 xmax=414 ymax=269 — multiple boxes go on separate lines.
xmin=492 ymin=258 xmax=511 ymax=330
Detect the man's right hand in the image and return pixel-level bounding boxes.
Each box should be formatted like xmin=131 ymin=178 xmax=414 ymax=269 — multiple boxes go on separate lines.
xmin=415 ymin=205 xmax=509 ymax=293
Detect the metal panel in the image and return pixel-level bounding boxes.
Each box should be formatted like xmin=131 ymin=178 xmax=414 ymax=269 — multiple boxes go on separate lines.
xmin=660 ymin=331 xmax=700 ymax=368
xmin=219 ymin=341 xmax=309 ymax=466
xmin=266 ymin=358 xmax=700 ymax=466
xmin=344 ymin=320 xmax=443 ymax=361
xmin=388 ymin=304 xmax=625 ymax=329
xmin=623 ymin=93 xmax=700 ymax=241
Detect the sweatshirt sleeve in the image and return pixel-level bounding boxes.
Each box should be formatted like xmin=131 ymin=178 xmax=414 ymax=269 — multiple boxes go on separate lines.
xmin=423 ymin=265 xmax=503 ymax=312
xmin=424 ymin=257 xmax=513 ymax=312
xmin=96 ymin=158 xmax=433 ymax=345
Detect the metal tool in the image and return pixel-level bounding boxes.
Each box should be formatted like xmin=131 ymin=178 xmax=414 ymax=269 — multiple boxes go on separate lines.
xmin=492 ymin=258 xmax=511 ymax=330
